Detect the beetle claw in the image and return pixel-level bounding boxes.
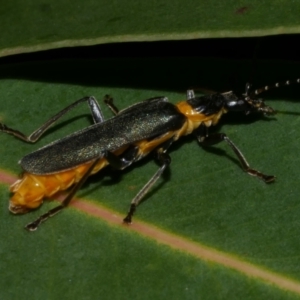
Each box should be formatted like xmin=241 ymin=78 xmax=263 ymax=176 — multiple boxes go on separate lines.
xmin=123 ymin=215 xmax=132 ymax=224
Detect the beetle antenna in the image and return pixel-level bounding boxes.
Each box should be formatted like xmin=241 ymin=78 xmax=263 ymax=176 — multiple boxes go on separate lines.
xmin=253 ymin=78 xmax=300 ymax=96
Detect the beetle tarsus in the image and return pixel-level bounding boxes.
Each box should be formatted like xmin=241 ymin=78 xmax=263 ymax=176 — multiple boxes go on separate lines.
xmin=123 ymin=204 xmax=135 ymax=224
xmin=25 ymin=220 xmax=40 ymax=231
xmin=246 ymin=169 xmax=275 ymax=183
xmin=263 ymin=175 xmax=276 ymax=183
xmin=25 ymin=204 xmax=64 ymax=231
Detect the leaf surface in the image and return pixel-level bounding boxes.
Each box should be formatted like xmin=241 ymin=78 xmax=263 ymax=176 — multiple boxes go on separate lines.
xmin=1 ymin=58 xmax=300 ymax=299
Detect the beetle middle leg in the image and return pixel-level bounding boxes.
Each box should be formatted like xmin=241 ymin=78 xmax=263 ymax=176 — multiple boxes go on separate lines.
xmin=125 ymin=139 xmax=174 ymax=223
xmin=123 ymin=149 xmax=171 ymax=223
xmin=104 ymin=147 xmax=139 ymax=170
xmin=0 ymin=96 xmax=105 ymax=143
xmin=103 ymin=138 xmax=174 ymax=223
xmin=195 ymin=124 xmax=275 ymax=183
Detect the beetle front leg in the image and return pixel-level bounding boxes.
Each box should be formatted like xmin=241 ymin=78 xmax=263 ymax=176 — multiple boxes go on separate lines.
xmin=196 ymin=124 xmax=275 ymax=183
xmin=0 ymin=96 xmax=105 ymax=143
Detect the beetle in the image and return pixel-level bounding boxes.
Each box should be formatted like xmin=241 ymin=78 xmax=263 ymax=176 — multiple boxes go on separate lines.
xmin=1 ymin=79 xmax=298 ymax=231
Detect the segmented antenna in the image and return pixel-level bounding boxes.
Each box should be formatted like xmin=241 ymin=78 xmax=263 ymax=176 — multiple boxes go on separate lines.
xmin=253 ymin=78 xmax=300 ymax=96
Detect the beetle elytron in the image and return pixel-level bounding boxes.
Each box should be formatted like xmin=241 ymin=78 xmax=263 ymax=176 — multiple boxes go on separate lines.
xmin=1 ymin=79 xmax=298 ymax=231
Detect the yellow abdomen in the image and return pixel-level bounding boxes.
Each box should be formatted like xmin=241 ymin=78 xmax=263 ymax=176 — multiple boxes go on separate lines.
xmin=9 ymin=158 xmax=109 ymax=214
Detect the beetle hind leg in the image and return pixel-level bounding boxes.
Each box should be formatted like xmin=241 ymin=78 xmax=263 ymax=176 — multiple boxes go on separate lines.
xmin=0 ymin=96 xmax=105 ymax=143
xmin=25 ymin=158 xmax=101 ymax=231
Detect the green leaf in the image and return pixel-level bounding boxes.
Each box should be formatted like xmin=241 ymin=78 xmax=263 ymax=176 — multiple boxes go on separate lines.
xmin=1 ymin=57 xmax=300 ymax=299
xmin=1 ymin=0 xmax=300 ymax=57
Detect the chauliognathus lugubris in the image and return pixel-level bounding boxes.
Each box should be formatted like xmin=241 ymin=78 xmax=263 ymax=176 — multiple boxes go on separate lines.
xmin=1 ymin=79 xmax=298 ymax=230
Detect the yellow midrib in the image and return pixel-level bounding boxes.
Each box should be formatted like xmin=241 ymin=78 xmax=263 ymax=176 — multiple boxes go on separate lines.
xmin=1 ymin=169 xmax=300 ymax=295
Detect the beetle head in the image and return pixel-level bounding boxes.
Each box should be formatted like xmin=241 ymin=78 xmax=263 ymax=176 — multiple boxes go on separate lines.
xmin=222 ymin=85 xmax=276 ymax=115
xmin=225 ymin=79 xmax=300 ymax=116
xmin=223 ymin=83 xmax=276 ymax=116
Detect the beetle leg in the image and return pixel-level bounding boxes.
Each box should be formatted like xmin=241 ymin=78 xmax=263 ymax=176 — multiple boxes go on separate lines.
xmin=25 ymin=158 xmax=101 ymax=231
xmin=186 ymin=89 xmax=196 ymax=99
xmin=123 ymin=138 xmax=174 ymax=223
xmin=103 ymin=95 xmax=119 ymax=115
xmin=104 ymin=147 xmax=139 ymax=170
xmin=0 ymin=96 xmax=105 ymax=143
xmin=195 ymin=124 xmax=275 ymax=183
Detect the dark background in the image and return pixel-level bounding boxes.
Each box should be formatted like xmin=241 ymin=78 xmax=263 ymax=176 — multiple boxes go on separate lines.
xmin=0 ymin=34 xmax=299 ymax=98
xmin=0 ymin=34 xmax=299 ymax=63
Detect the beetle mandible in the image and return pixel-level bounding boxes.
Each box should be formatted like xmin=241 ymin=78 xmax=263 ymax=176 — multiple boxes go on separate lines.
xmin=1 ymin=79 xmax=298 ymax=231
